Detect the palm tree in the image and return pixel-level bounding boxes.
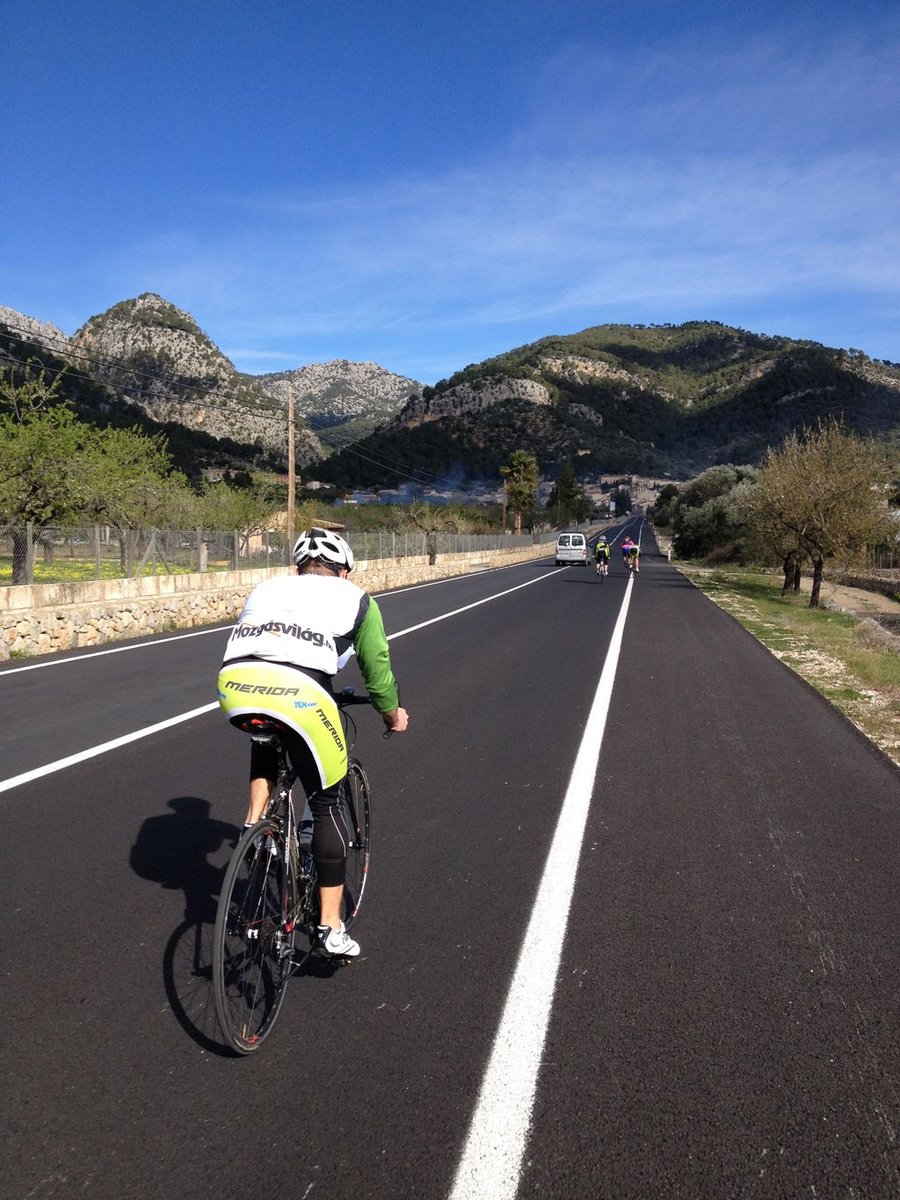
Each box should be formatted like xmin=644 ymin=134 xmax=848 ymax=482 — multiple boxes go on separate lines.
xmin=500 ymin=450 xmax=538 ymax=535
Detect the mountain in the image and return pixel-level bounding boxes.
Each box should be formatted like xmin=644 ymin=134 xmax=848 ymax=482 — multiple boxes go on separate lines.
xmin=0 ymin=306 xmax=69 ymax=353
xmin=314 ymin=322 xmax=900 ymax=486
xmin=5 ymin=300 xmax=899 ymax=489
xmin=0 ymin=304 xmax=288 ymax=478
xmin=257 ymin=361 xmax=421 ymax=449
xmin=69 ymin=294 xmax=323 ymax=464
xmin=0 ymin=295 xmax=323 ymax=474
xmin=1 ymin=295 xmax=418 ymax=477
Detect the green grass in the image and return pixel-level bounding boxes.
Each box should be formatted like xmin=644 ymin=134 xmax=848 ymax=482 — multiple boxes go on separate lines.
xmin=0 ymin=557 xmax=233 ymax=585
xmin=680 ymin=565 xmax=900 ymax=767
xmin=0 ymin=559 xmax=128 ymax=584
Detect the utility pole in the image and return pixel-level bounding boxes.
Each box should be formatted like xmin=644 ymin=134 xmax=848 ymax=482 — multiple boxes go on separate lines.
xmin=287 ymin=383 xmax=296 ymax=555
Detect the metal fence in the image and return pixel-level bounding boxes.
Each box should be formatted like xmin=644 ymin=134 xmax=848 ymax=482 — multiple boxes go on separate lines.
xmin=0 ymin=523 xmax=562 ymax=587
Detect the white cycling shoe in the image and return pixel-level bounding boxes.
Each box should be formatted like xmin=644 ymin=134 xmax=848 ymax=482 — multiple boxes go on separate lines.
xmin=316 ymin=921 xmax=360 ymax=958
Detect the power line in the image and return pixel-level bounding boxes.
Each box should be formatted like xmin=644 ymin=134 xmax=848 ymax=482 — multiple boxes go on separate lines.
xmin=321 ymin=426 xmax=465 ymax=488
xmin=315 ymin=439 xmax=455 ymax=490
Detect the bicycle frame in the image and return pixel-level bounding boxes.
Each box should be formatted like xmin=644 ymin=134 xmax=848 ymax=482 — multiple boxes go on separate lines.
xmin=238 ymin=692 xmax=370 ymax=955
xmin=213 ymin=688 xmax=375 ymax=1053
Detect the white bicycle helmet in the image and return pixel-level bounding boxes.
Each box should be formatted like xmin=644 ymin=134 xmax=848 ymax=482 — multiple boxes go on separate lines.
xmin=292 ymin=527 xmax=355 ymax=571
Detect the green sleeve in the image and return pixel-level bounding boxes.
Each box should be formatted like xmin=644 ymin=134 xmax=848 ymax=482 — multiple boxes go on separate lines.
xmin=353 ymin=597 xmax=400 ymax=713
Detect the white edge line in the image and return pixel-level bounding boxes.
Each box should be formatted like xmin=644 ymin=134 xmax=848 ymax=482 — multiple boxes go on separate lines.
xmin=0 ymin=703 xmax=219 ymax=794
xmin=0 ymin=625 xmax=232 ymax=675
xmin=448 ymin=574 xmax=635 ymax=1200
xmin=0 ymin=567 xmax=567 ymax=792
xmin=0 ymin=555 xmax=558 ymax=676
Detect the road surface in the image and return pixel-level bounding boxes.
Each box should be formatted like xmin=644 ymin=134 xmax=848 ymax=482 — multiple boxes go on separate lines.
xmin=3 ymin=519 xmax=900 ymax=1199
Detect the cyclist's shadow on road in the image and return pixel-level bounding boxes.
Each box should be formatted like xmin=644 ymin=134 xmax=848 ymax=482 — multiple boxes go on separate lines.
xmin=130 ymin=796 xmax=238 ymax=1054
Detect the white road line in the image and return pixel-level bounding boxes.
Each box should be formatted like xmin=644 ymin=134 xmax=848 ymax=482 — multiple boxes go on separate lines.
xmin=0 ymin=625 xmax=231 ymax=675
xmin=385 ymin=568 xmax=564 ymax=641
xmin=448 ymin=574 xmax=635 ymax=1200
xmin=371 ymin=552 xmax=553 ymax=597
xmin=0 ymin=556 xmax=556 ymax=676
xmin=0 ymin=566 xmax=566 ymax=792
xmin=0 ymin=703 xmax=219 ymax=794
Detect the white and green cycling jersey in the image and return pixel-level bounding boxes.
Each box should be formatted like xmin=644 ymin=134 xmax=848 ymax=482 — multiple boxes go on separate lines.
xmin=218 ymin=572 xmax=399 ymax=789
xmin=221 ymin=572 xmax=397 ymax=709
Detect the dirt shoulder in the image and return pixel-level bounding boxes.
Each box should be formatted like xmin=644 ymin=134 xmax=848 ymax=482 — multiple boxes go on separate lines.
xmin=799 ymin=578 xmax=900 ymax=617
xmin=677 ymin=564 xmax=900 ymax=770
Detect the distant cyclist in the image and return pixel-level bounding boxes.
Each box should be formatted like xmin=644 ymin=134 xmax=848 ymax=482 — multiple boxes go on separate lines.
xmin=594 ymin=535 xmax=611 ymax=579
xmin=621 ymin=536 xmax=640 ymax=573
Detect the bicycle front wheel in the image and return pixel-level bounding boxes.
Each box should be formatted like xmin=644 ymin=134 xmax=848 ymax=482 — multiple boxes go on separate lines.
xmin=212 ymin=820 xmax=295 ymax=1054
xmin=339 ymin=761 xmax=371 ymax=929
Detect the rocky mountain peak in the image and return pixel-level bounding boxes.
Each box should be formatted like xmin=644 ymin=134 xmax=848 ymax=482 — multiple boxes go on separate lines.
xmin=69 ymin=294 xmax=322 ymax=463
xmin=0 ymin=305 xmax=71 ymax=357
xmin=74 ymin=293 xmax=226 ymax=380
xmin=258 ymin=359 xmax=422 ymax=444
xmin=392 ymin=374 xmax=552 ymax=429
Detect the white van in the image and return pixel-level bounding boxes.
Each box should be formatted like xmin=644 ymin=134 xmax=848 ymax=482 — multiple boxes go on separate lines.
xmin=554 ymin=532 xmax=588 ymax=566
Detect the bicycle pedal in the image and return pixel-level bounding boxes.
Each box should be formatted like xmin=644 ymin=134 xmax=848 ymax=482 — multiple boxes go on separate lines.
xmin=311 ymin=945 xmax=355 ymax=963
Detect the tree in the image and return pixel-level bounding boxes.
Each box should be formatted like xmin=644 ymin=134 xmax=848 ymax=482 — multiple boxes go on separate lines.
xmin=78 ymin=426 xmax=190 ymax=528
xmin=670 ymin=465 xmax=758 ymax=560
xmin=650 ymin=483 xmax=679 ymax=527
xmin=747 ymin=420 xmax=892 ymax=607
xmin=609 ymin=486 xmax=632 ymax=517
xmin=397 ymin=501 xmax=484 ymax=562
xmin=500 ymin=450 xmax=538 ymax=534
xmin=194 ymin=477 xmax=283 ymax=534
xmin=0 ymin=363 xmax=63 ymax=421
xmin=546 ymin=460 xmax=590 ymax=527
xmin=0 ymin=366 xmax=200 ymax=579
xmin=68 ymin=424 xmax=194 ymax=572
xmin=0 ymin=369 xmax=94 ymax=582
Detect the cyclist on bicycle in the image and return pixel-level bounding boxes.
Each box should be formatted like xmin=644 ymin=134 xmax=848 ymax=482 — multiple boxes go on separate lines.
xmin=594 ymin=535 xmax=610 ymax=576
xmin=621 ymin=535 xmax=640 ymax=572
xmin=217 ymin=527 xmax=408 ymax=959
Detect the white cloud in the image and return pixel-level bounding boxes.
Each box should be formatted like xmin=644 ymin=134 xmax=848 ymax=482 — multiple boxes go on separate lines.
xmin=83 ymin=19 xmax=900 ymax=378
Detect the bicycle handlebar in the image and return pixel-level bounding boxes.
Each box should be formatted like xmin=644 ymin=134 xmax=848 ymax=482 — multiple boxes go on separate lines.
xmin=337 ymin=688 xmax=394 ymax=738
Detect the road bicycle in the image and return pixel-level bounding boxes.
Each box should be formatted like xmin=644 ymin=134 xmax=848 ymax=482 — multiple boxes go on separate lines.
xmin=212 ymin=688 xmax=375 ymax=1054
xmin=595 ymin=556 xmax=609 ymax=582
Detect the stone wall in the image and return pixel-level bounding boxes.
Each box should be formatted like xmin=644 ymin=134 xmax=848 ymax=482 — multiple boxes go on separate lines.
xmin=0 ymin=542 xmax=553 ymax=660
xmin=838 ymin=573 xmax=900 ymax=604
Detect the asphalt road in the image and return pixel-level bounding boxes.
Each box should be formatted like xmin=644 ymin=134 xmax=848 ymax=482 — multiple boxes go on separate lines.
xmin=3 ymin=519 xmax=900 ymax=1199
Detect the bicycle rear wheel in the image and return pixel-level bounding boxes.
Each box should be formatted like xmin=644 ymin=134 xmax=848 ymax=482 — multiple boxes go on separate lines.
xmin=212 ymin=820 xmax=295 ymax=1054
xmin=339 ymin=760 xmax=371 ymax=929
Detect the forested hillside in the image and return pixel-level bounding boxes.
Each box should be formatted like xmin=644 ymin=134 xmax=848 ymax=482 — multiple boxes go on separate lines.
xmin=316 ymin=322 xmax=900 ymax=486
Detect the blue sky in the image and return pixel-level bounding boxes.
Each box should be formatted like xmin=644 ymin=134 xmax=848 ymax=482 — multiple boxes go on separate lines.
xmin=4 ymin=0 xmax=899 ymax=384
